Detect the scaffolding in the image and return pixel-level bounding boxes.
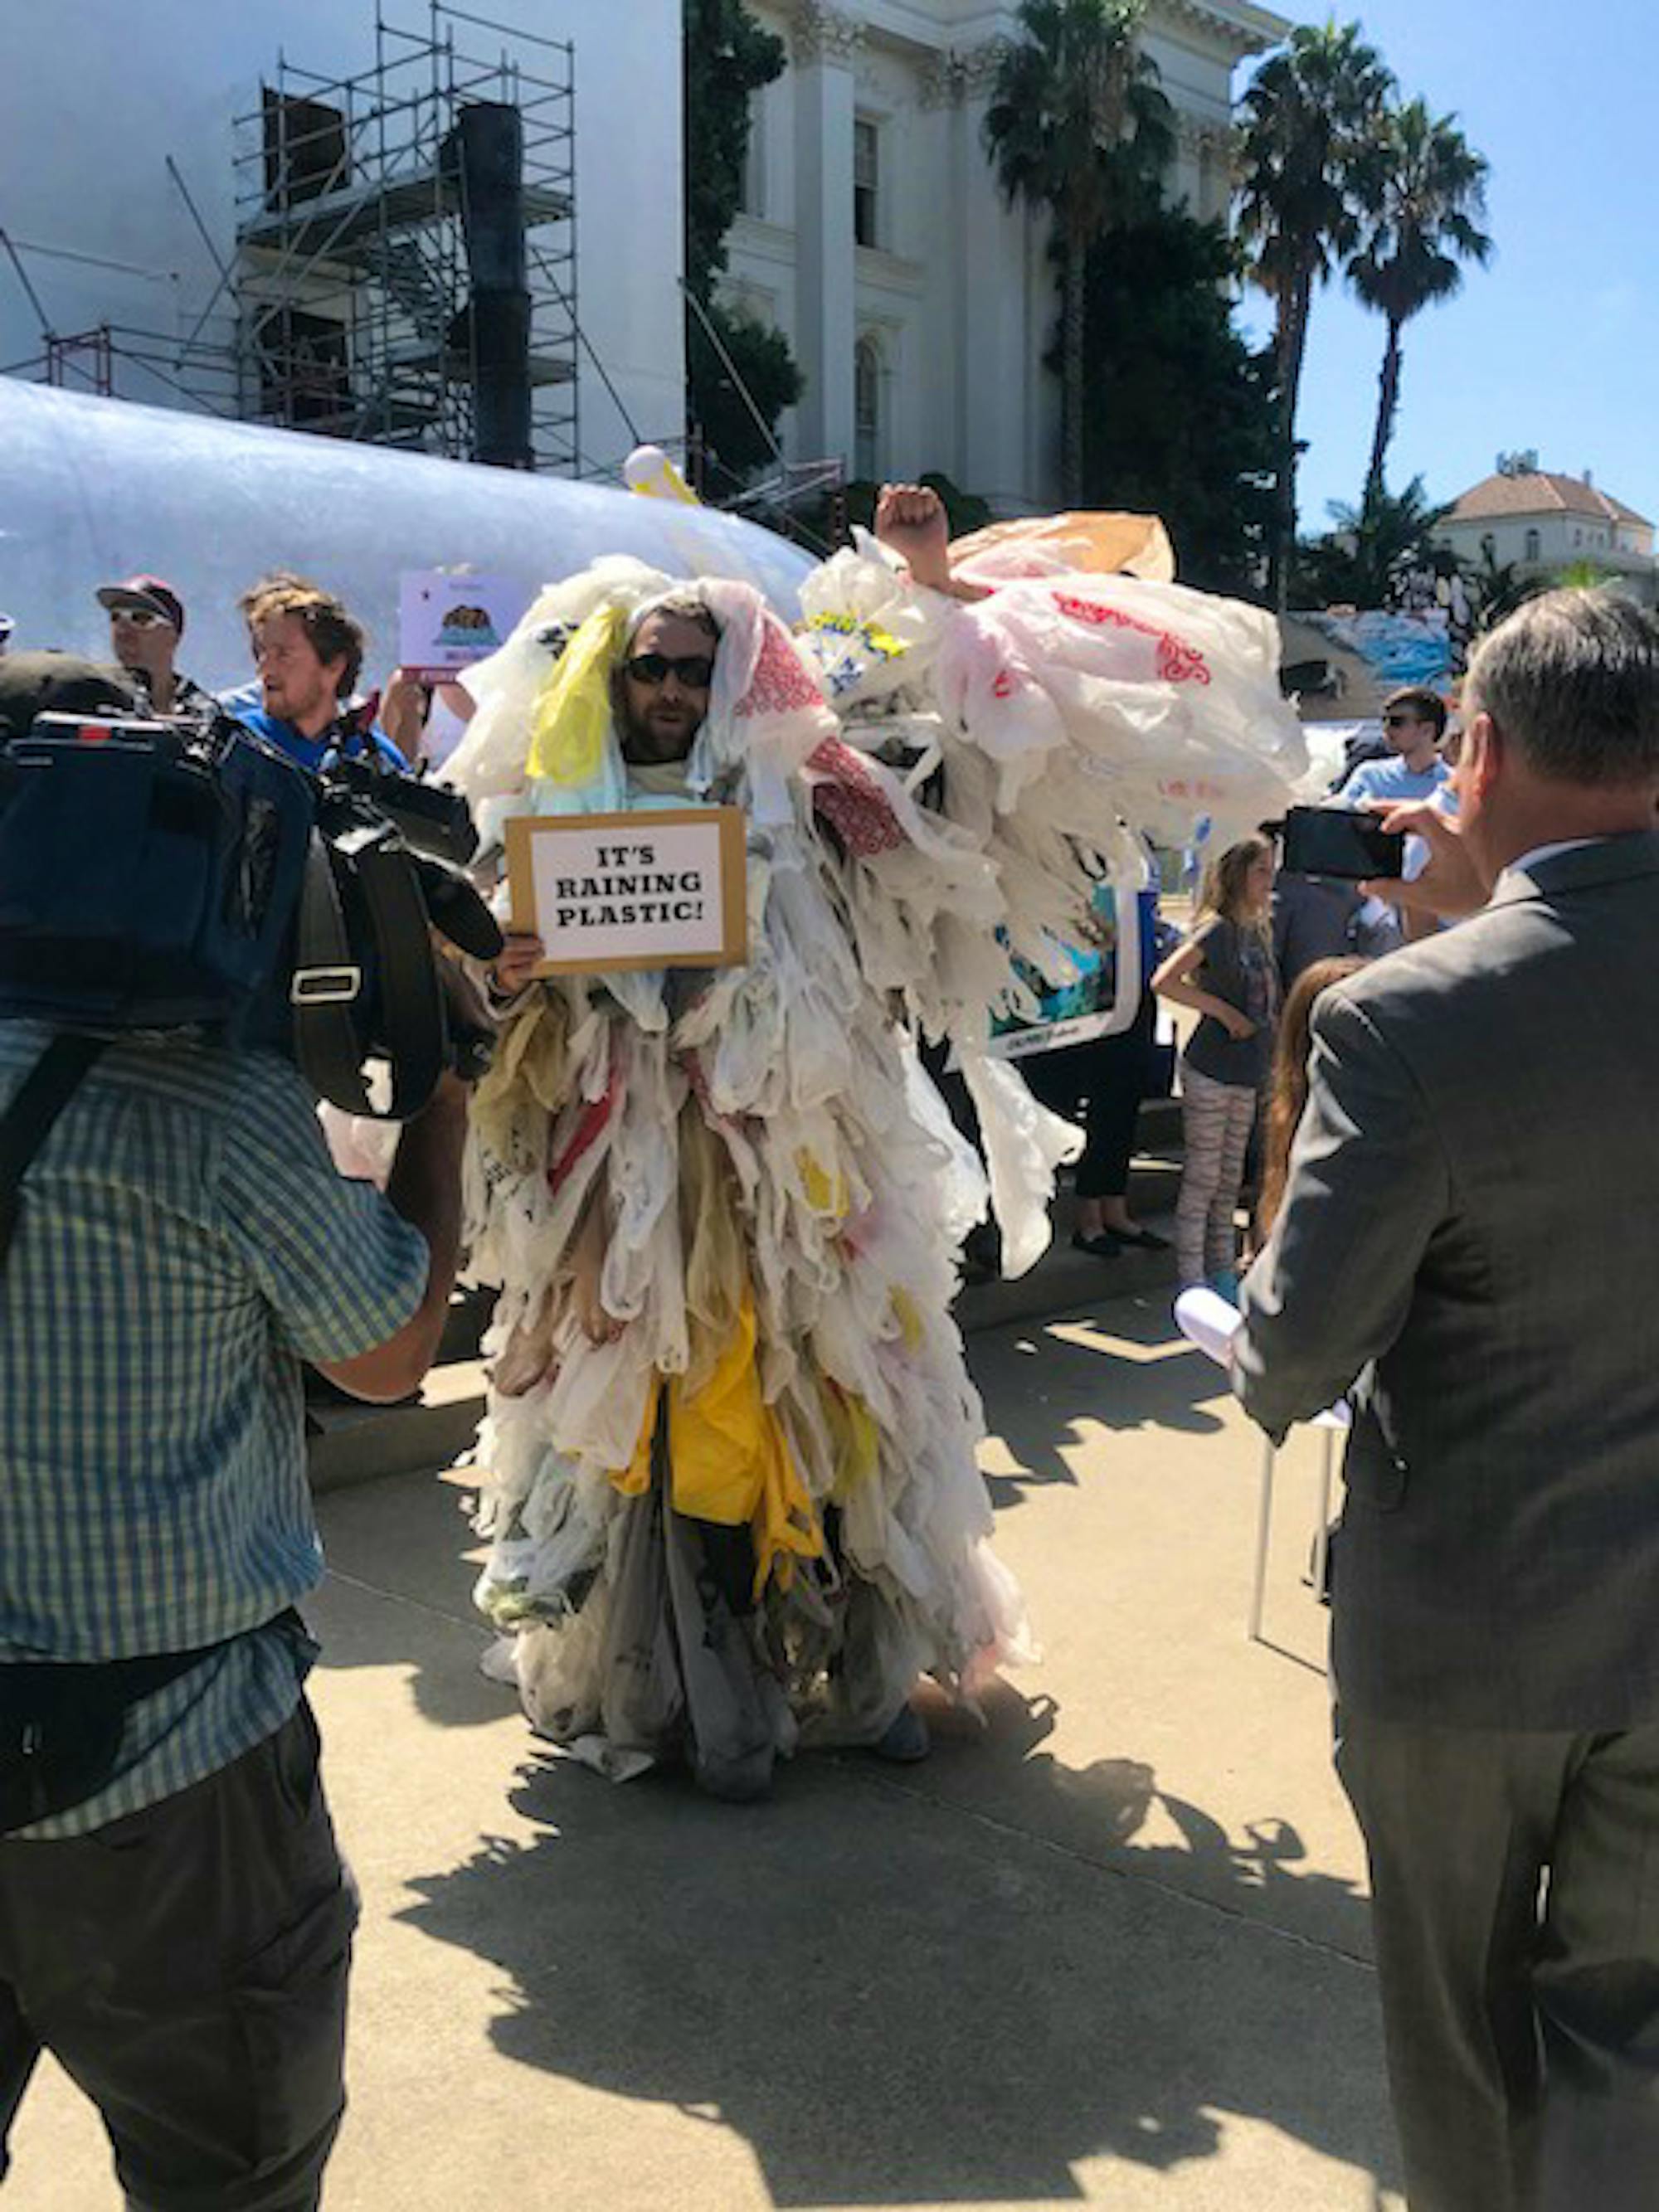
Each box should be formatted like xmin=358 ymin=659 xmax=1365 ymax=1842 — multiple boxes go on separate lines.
xmin=230 ymin=3 xmax=577 ymax=471
xmin=44 ymin=328 xmax=115 ymax=396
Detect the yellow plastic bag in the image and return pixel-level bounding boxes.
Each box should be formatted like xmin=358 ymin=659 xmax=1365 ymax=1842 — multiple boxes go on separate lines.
xmin=526 ymin=601 xmax=627 ymax=786
xmin=822 ymin=1381 xmax=880 ymax=1505
xmin=610 ymin=1294 xmax=822 ymax=1598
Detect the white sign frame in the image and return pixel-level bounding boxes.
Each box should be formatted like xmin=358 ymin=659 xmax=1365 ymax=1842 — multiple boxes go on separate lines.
xmin=505 ymin=806 xmax=748 ymax=975
xmin=397 ymin=570 xmax=528 ymax=682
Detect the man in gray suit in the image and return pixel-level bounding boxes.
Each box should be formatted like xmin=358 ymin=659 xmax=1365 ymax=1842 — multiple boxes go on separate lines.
xmin=1232 ymin=590 xmax=1659 ymax=2211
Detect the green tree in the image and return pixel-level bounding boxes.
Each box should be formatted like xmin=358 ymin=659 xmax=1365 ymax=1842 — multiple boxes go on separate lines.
xmin=1349 ymin=98 xmax=1492 ymax=503
xmin=1236 ymin=21 xmax=1394 ymax=610
xmin=1551 ymin=557 xmax=1624 ymax=592
xmin=1076 ymin=209 xmax=1277 ymax=597
xmin=984 ymin=0 xmax=1174 ymax=506
xmin=1291 ymin=474 xmax=1448 ymax=608
xmin=683 ymin=0 xmax=802 ymax=483
xmin=686 ymin=308 xmax=805 ymax=487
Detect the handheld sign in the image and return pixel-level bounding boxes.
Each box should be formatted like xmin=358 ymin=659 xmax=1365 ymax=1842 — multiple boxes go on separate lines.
xmin=398 ymin=571 xmax=528 ymax=683
xmin=505 ymin=806 xmax=747 ymax=975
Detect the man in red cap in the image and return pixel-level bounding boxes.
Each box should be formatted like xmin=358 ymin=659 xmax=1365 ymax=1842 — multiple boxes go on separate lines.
xmin=94 ymin=576 xmax=210 ymax=720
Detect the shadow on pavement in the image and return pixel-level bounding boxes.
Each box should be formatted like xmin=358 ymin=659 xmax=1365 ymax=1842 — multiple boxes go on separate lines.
xmin=971 ymin=1298 xmax=1232 ymax=1508
xmin=311 ymin=1471 xmax=513 ymax=1733
xmin=399 ymin=1683 xmax=1398 ymax=2207
xmin=917 ymin=1685 xmax=1372 ymax=1962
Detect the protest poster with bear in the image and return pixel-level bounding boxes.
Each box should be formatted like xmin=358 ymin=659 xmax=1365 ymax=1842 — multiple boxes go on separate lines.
xmin=505 ymin=807 xmax=747 ymax=974
xmin=399 ymin=571 xmax=530 ymax=683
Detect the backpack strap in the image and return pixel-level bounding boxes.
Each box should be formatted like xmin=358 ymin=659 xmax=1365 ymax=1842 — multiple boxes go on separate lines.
xmin=289 ymin=824 xmax=447 ymax=1123
xmin=0 ymin=1033 xmax=108 ymax=1272
xmin=352 ymin=834 xmax=445 ymax=1121
xmin=289 ymin=832 xmax=374 ymax=1116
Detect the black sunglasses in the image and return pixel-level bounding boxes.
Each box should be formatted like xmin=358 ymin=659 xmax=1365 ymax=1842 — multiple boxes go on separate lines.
xmin=1381 ymin=711 xmax=1421 ymax=728
xmin=625 ymin=651 xmax=714 ymax=688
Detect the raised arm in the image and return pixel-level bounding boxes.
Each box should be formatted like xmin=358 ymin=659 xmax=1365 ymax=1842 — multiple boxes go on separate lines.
xmin=1360 ymin=800 xmax=1490 ymax=922
xmin=872 ymin=483 xmax=990 ymax=603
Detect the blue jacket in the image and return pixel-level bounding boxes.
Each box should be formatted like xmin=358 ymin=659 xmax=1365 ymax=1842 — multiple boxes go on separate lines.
xmin=218 ymin=684 xmax=406 ymax=772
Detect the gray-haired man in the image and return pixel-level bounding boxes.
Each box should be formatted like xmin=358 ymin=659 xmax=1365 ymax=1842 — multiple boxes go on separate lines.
xmin=1233 ymin=591 xmax=1659 ymax=2211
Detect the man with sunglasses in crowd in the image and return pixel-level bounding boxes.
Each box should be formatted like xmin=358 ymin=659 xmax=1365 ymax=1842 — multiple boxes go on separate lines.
xmin=1339 ymin=686 xmax=1452 ymax=809
xmin=95 ymin=575 xmax=212 ymax=722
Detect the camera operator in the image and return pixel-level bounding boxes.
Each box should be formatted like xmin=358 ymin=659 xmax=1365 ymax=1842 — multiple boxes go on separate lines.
xmin=227 ymin=573 xmax=407 ymax=771
xmin=0 ymin=656 xmax=469 ymax=2209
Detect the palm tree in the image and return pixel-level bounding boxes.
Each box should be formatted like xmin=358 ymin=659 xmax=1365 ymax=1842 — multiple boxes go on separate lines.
xmin=985 ymin=0 xmax=1175 ymax=505
xmin=1292 ymin=474 xmax=1448 ymax=609
xmin=1236 ymin=22 xmax=1394 ymax=610
xmin=1349 ymin=100 xmax=1492 ymax=504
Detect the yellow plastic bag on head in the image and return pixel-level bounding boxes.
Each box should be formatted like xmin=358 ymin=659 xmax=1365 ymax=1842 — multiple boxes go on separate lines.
xmin=527 ymin=601 xmax=628 ymax=786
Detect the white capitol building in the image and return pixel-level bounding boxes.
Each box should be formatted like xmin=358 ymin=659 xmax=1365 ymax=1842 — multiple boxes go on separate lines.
xmin=727 ymin=0 xmax=1291 ymax=513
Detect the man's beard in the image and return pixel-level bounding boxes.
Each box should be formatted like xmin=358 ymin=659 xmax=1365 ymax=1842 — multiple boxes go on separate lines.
xmin=621 ymin=707 xmax=702 ymax=764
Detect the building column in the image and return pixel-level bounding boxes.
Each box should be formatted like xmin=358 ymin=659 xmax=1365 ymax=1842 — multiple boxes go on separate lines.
xmin=942 ymin=38 xmax=1058 ymax=512
xmin=791 ymin=2 xmax=862 ymax=467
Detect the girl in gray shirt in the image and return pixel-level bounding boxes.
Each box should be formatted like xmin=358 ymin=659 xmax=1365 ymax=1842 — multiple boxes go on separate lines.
xmin=1152 ymin=834 xmax=1278 ymax=1297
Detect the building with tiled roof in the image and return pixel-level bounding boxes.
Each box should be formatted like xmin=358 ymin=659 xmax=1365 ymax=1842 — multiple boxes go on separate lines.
xmin=1434 ymin=458 xmax=1657 ymax=604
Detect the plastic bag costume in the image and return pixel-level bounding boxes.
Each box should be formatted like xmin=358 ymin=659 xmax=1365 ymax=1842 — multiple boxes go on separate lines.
xmin=442 ymin=526 xmax=1306 ymax=1798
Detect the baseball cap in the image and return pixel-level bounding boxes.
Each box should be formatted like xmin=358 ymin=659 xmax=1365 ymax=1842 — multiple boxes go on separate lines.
xmin=95 ymin=575 xmax=185 ymax=634
xmin=0 ymin=653 xmax=141 ymax=739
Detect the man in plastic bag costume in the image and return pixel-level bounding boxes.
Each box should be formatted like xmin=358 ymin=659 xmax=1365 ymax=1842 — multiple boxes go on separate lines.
xmin=443 ymin=486 xmax=1306 ymax=1801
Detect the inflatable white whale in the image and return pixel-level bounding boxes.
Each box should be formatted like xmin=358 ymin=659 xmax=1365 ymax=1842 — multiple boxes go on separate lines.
xmin=0 ymin=381 xmax=811 ymax=693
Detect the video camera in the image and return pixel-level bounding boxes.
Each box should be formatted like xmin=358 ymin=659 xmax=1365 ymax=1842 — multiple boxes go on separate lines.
xmin=0 ymin=700 xmax=504 ymax=1119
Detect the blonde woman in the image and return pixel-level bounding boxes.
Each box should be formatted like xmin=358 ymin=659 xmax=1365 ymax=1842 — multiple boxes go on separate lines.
xmin=1152 ymin=835 xmax=1277 ymax=1299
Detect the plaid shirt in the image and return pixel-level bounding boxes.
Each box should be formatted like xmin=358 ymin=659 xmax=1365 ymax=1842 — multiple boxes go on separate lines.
xmin=0 ymin=1023 xmax=428 ymax=1838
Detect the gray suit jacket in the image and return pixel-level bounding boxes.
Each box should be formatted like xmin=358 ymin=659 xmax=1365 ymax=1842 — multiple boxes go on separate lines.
xmin=1235 ymin=833 xmax=1659 ymax=1728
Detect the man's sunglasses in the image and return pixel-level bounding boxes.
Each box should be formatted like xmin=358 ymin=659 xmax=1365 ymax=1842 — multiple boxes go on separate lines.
xmin=1381 ymin=711 xmax=1421 ymax=728
xmin=624 ymin=651 xmax=714 ymax=688
xmin=109 ymin=606 xmax=172 ymax=630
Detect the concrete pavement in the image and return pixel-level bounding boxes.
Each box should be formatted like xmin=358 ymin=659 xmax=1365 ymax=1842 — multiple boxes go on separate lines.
xmin=5 ymin=1262 xmax=1403 ymax=2210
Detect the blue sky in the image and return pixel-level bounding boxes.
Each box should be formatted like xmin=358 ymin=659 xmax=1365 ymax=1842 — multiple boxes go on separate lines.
xmin=1235 ymin=0 xmax=1658 ymax=529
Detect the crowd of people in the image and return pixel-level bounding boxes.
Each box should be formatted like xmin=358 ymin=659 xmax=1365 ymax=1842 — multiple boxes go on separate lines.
xmin=2 ymin=483 xmax=1657 ymax=2212
xmin=0 ymin=567 xmax=468 ymax=773
xmin=1123 ymin=684 xmax=1463 ymax=1308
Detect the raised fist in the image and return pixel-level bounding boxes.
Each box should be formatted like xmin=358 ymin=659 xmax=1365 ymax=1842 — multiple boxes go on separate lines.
xmin=873 ymin=482 xmax=951 ymax=592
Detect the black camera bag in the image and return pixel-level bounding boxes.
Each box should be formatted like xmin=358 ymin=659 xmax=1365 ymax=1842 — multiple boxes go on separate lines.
xmin=0 ymin=708 xmax=501 ymax=1118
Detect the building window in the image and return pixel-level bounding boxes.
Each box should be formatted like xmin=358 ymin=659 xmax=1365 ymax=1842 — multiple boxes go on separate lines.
xmin=854 ymin=118 xmax=880 ymax=248
xmin=854 ymin=335 xmax=881 ymax=481
xmin=1481 ymin=533 xmax=1496 ymax=564
xmin=1525 ymin=527 xmax=1541 ymax=562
